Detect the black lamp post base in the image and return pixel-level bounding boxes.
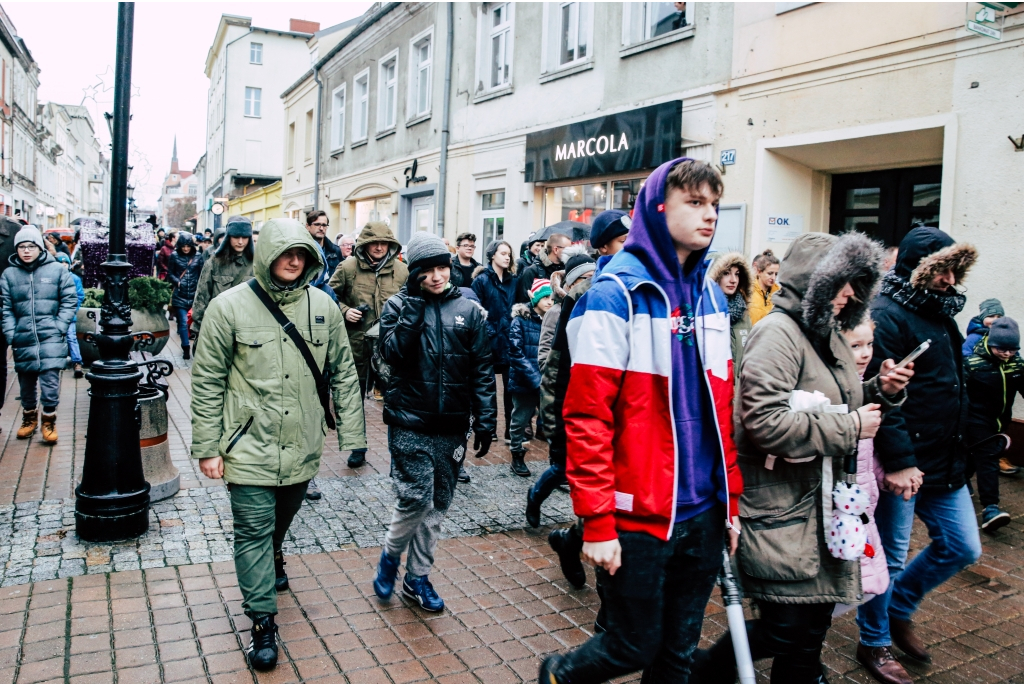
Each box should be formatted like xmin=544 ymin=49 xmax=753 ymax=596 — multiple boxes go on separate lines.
xmin=75 ymin=487 xmax=151 ymax=542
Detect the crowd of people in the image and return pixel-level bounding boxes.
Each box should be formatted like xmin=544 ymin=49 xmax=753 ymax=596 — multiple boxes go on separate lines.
xmin=0 ymin=157 xmax=988 ymax=681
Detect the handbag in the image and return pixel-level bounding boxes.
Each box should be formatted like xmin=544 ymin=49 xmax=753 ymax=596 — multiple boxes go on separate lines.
xmin=247 ymin=279 xmax=336 ymax=430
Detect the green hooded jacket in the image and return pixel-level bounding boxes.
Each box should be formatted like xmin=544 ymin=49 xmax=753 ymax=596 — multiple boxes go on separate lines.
xmin=190 ymin=218 xmax=365 ymax=486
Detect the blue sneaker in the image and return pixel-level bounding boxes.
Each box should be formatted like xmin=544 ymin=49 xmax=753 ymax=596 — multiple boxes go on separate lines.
xmin=982 ymin=505 xmax=1011 ymax=533
xmin=373 ymin=551 xmax=401 ymax=599
xmin=402 ymin=573 xmax=444 ymax=612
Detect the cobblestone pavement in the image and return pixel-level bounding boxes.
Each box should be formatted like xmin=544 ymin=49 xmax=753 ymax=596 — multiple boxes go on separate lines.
xmin=0 ymin=331 xmax=1022 ymax=682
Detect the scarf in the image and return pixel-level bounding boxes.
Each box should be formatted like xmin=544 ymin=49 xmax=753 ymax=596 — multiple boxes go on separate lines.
xmin=727 ymin=292 xmax=747 ymax=325
xmin=879 ymin=271 xmax=966 ymax=318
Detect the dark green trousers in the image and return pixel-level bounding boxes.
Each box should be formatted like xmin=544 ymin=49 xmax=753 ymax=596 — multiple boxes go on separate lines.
xmin=228 ymin=481 xmax=308 ymax=616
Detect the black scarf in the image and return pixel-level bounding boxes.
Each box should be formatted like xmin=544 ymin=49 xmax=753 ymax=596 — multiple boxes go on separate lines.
xmin=879 ymin=272 xmax=965 ymax=318
xmin=727 ymin=293 xmax=747 ymax=325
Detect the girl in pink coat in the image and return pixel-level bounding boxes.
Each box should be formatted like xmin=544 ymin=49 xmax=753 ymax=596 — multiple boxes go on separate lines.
xmin=844 ymin=321 xmax=891 ymax=598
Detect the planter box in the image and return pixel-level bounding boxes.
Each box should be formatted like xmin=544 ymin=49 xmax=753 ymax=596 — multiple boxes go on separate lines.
xmin=76 ymin=308 xmax=170 ymax=363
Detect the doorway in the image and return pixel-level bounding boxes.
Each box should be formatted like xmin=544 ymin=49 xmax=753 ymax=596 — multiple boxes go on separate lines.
xmin=829 ymin=165 xmax=941 ymax=247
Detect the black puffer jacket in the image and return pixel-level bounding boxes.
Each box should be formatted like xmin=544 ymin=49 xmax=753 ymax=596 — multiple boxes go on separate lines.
xmin=168 ymin=233 xmax=204 ymax=309
xmin=869 ymin=226 xmax=978 ymax=490
xmin=379 ymin=285 xmax=497 ymax=435
xmin=472 ymin=266 xmax=516 ymax=367
xmin=965 ymin=338 xmax=1024 ymax=443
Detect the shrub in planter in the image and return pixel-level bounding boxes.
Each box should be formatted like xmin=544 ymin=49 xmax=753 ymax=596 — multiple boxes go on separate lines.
xmin=77 ymin=277 xmax=173 ymax=362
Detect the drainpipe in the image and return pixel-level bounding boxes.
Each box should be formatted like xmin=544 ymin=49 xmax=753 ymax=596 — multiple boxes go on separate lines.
xmin=435 ymin=2 xmax=453 ymax=237
xmin=313 ymin=65 xmax=322 ymax=212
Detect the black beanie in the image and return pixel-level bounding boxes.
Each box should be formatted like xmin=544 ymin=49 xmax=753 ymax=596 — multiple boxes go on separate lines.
xmin=989 ymin=317 xmax=1020 ymax=350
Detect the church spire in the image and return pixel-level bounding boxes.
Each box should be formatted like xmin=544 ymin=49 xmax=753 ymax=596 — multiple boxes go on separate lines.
xmin=170 ymin=135 xmax=180 ymax=174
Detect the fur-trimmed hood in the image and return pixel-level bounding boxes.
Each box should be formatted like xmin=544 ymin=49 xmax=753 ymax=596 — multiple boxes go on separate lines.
xmin=772 ymin=232 xmax=884 ymax=338
xmin=895 ymin=226 xmax=977 ymax=290
xmin=511 ymin=302 xmax=537 ymax=320
xmin=708 ymin=252 xmax=753 ymax=303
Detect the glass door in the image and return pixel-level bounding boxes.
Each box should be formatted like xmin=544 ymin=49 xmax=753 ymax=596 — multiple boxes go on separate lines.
xmin=411 ymin=194 xmax=434 ymax=235
xmin=829 ymin=165 xmax=941 ymax=246
xmin=481 ymin=191 xmax=505 ymax=246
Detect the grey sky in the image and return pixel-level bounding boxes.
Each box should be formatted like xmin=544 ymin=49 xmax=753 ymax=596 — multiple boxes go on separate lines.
xmin=5 ymin=2 xmax=371 ymax=208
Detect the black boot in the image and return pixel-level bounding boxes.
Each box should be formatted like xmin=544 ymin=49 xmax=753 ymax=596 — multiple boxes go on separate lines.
xmin=510 ymin=451 xmax=531 ymax=477
xmin=274 ymin=551 xmax=288 ymax=592
xmin=182 ymin=346 xmax=191 ymax=360
xmin=526 ymin=487 xmax=541 ymax=528
xmin=347 ymin=449 xmax=366 ymax=468
xmin=549 ymin=526 xmax=586 ymax=589
xmin=245 ymin=613 xmax=279 ymax=671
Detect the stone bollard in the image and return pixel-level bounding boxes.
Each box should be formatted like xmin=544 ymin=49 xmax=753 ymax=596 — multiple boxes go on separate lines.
xmin=138 ymin=384 xmax=180 ymax=501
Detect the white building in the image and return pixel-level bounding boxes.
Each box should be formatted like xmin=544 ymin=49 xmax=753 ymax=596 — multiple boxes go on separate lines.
xmin=0 ymin=5 xmax=39 ymax=222
xmin=202 ymin=14 xmax=316 ymax=230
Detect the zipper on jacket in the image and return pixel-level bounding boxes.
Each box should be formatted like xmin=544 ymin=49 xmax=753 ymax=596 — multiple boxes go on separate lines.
xmin=225 ymin=416 xmax=254 ymax=454
xmin=436 ymin=298 xmax=444 ymax=416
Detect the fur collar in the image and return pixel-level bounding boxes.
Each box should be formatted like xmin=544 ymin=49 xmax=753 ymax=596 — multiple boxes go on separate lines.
xmin=800 ymin=232 xmax=884 ymax=338
xmin=909 ymin=243 xmax=977 ymax=289
xmin=512 ymin=303 xmax=538 ymax=320
xmin=708 ymin=251 xmax=753 ymax=302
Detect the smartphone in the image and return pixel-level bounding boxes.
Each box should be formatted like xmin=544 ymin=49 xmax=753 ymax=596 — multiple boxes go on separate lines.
xmin=887 ymin=339 xmax=931 ymax=374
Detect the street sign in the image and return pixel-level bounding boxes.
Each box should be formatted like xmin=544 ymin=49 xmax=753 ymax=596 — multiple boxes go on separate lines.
xmin=720 ymin=149 xmax=736 ymax=166
xmin=967 ymin=19 xmax=1001 ymax=39
xmin=966 ymin=2 xmax=1006 ymax=39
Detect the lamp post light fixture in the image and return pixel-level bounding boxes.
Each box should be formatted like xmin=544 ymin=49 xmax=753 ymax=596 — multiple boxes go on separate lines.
xmin=75 ymin=1 xmax=152 ymax=542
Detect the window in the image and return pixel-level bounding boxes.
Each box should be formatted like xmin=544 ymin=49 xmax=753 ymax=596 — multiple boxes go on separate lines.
xmin=478 ymin=3 xmax=514 ymax=92
xmin=250 ymin=42 xmax=263 ymax=64
xmin=559 ymin=2 xmax=591 ymax=65
xmin=244 ymin=87 xmax=261 ymax=117
xmin=828 ymin=165 xmax=942 ymax=247
xmin=622 ymin=2 xmax=692 ymax=45
xmin=330 ymin=84 xmax=346 ymax=150
xmin=304 ymin=110 xmax=314 ymax=161
xmin=542 ymin=178 xmax=646 ymax=228
xmin=353 ymin=70 xmax=369 ymax=141
xmin=378 ymin=51 xmax=398 ymax=131
xmin=481 ymin=192 xmax=505 ymax=246
xmin=409 ymin=31 xmax=432 ymax=118
xmin=286 ymin=122 xmax=295 ymax=169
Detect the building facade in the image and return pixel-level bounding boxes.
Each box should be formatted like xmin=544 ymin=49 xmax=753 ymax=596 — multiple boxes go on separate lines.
xmin=0 ymin=6 xmax=39 ymax=222
xmin=157 ymin=138 xmax=197 ymax=228
xmin=202 ymin=14 xmax=317 ymax=231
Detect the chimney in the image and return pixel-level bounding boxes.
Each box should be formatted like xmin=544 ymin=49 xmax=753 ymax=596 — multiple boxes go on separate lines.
xmin=289 ymin=19 xmax=320 ymax=34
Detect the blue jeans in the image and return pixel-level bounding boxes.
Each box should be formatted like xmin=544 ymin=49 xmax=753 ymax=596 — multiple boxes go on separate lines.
xmin=173 ymin=307 xmax=190 ymax=350
xmin=529 ymin=462 xmax=566 ymax=509
xmin=856 ymin=486 xmax=981 ymax=647
xmin=67 ymin=322 xmax=82 ymax=364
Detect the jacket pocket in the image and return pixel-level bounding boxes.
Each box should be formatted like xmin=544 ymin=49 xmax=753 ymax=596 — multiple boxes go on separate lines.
xmin=224 ymin=415 xmax=254 ymax=454
xmin=738 ymin=487 xmax=820 ymax=582
xmin=233 ymin=328 xmax=279 ymax=379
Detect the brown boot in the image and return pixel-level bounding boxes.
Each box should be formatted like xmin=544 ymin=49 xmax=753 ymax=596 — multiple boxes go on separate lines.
xmin=889 ymin=616 xmax=931 ymax=663
xmin=857 ymin=643 xmax=913 ymax=684
xmin=16 ymin=410 xmax=37 ymax=439
xmin=40 ymin=414 xmax=57 ymax=444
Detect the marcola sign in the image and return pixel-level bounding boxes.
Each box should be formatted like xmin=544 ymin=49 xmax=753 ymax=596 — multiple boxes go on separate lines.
xmin=525 ymin=101 xmax=681 ymax=183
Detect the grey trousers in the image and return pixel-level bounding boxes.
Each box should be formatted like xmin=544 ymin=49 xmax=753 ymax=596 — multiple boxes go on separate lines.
xmin=384 ymin=426 xmax=465 ymax=577
xmin=509 ymin=390 xmax=539 ymax=454
xmin=18 ymin=370 xmax=61 ymax=412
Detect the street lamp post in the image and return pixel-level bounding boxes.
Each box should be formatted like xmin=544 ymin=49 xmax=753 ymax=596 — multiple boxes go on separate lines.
xmin=75 ymin=1 xmax=151 ymax=542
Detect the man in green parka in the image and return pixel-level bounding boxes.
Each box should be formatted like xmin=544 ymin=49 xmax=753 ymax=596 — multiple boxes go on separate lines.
xmin=191 ymin=218 xmax=364 ymax=671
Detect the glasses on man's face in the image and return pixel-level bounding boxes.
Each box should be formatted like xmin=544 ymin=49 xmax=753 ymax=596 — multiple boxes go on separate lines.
xmin=312 ymin=222 xmax=329 ymax=227
xmin=459 ymin=243 xmax=475 ymax=249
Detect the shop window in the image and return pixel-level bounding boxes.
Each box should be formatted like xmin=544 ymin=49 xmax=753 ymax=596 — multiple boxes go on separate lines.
xmin=622 ymin=2 xmax=691 ymax=45
xmin=544 ymin=183 xmax=607 ymax=226
xmin=612 ymin=179 xmax=644 ymax=215
xmin=355 ymin=196 xmax=392 ymax=230
xmin=829 ymin=165 xmax=941 ymax=247
xmin=481 ymin=191 xmax=505 ymax=246
xmin=378 ymin=51 xmax=399 ymax=132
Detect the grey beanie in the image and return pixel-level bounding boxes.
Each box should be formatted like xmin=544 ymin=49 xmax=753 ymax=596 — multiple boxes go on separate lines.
xmin=225 ymin=218 xmax=253 ymax=239
xmin=979 ymin=297 xmax=1004 ymax=321
xmin=14 ymin=226 xmax=45 ymax=251
xmin=406 ymin=231 xmax=451 ymax=270
xmin=989 ymin=317 xmax=1020 ymax=350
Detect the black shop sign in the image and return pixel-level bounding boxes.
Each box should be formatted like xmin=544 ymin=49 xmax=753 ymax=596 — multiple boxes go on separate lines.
xmin=524 ymin=101 xmax=682 ymax=183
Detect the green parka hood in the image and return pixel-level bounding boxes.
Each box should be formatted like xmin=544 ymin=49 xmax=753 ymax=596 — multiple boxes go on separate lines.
xmin=353 ymin=221 xmax=401 ymax=270
xmin=253 ymin=218 xmax=324 ymax=298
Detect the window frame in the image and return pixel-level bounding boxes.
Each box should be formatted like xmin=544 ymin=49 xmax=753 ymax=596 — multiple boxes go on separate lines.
xmin=620 ymin=2 xmax=695 ymax=55
xmin=540 ymin=2 xmax=595 ymax=79
xmin=330 ymin=83 xmax=346 ymax=152
xmin=286 ymin=121 xmax=295 ymax=170
xmin=408 ymin=27 xmax=434 ymax=121
xmin=352 ymin=69 xmax=370 ymax=142
xmin=249 ymin=42 xmax=263 ymax=65
xmin=377 ymin=49 xmax=399 ymax=133
xmin=475 ymin=3 xmax=515 ymax=98
xmin=244 ymin=86 xmax=262 ymax=118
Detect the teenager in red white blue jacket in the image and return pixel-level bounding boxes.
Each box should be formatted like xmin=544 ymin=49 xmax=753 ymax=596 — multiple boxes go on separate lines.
xmin=539 ymin=158 xmax=743 ymax=684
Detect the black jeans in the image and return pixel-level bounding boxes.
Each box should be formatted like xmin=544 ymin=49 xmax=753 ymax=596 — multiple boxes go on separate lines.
xmin=966 ymin=434 xmax=1006 ymax=508
xmin=695 ymin=600 xmax=834 ymax=683
xmin=0 ymin=334 xmax=7 ymax=410
xmin=555 ymin=506 xmax=724 ymax=683
xmin=493 ymin=364 xmax=513 ymax=438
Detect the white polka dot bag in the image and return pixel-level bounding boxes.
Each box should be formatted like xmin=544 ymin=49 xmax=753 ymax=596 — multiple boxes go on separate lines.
xmin=827 ymin=481 xmax=870 ymax=561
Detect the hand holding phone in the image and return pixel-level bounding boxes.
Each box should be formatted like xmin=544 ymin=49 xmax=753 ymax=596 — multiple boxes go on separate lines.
xmin=886 ymin=339 xmax=931 ymax=375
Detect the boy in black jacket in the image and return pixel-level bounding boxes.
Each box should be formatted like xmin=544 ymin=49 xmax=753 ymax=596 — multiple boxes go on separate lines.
xmin=965 ymin=317 xmax=1024 ymax=532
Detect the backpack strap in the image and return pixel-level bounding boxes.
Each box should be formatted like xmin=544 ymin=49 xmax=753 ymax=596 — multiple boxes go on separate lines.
xmin=247 ymin=278 xmax=336 ymax=430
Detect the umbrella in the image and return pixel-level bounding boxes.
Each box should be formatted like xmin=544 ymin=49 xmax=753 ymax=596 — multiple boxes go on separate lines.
xmin=720 ymin=548 xmax=756 ymax=684
xmin=531 ymin=220 xmax=590 ymax=244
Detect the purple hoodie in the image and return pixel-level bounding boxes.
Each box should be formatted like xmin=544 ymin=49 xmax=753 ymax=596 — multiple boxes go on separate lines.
xmin=618 ymin=159 xmax=723 ymax=522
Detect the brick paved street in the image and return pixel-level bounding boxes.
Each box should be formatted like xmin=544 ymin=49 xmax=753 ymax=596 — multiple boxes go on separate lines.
xmin=0 ymin=333 xmax=1022 ymax=682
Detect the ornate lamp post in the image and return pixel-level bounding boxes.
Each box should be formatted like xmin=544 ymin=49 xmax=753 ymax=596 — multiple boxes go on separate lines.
xmin=75 ymin=1 xmax=151 ymax=541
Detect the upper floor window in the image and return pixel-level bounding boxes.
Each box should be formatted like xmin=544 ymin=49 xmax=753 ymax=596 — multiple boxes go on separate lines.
xmin=244 ymin=87 xmax=261 ymax=117
xmin=353 ymin=70 xmax=369 ymax=141
xmin=378 ymin=50 xmax=398 ymax=131
xmin=331 ymin=84 xmax=346 ymax=150
xmin=622 ymin=2 xmax=692 ymax=45
xmin=478 ymin=3 xmax=514 ymax=93
xmin=542 ymin=2 xmax=594 ymax=74
xmin=250 ymin=42 xmax=263 ymax=65
xmin=304 ymin=109 xmax=314 ymax=161
xmin=409 ymin=29 xmax=433 ymax=118
xmin=287 ymin=122 xmax=295 ymax=168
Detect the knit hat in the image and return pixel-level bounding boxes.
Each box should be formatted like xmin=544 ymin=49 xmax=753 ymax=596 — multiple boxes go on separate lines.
xmin=225 ymin=216 xmax=253 ymax=239
xmin=14 ymin=226 xmax=45 ymax=251
xmin=406 ymin=231 xmax=451 ymax=270
xmin=55 ymin=253 xmax=71 ymax=265
xmin=989 ymin=317 xmax=1020 ymax=350
xmin=979 ymin=298 xmax=1004 ymax=321
xmin=529 ymin=278 xmax=552 ymax=307
xmin=589 ymin=210 xmax=631 ymax=249
xmin=563 ymin=250 xmax=596 ymax=288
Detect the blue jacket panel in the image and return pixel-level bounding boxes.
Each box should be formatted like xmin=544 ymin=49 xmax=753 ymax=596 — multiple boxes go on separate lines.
xmin=508 ymin=304 xmax=542 ymax=394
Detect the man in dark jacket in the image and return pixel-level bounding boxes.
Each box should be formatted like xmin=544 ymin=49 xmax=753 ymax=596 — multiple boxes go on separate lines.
xmin=964 ymin=317 xmax=1023 ymax=532
xmin=516 ymin=233 xmax=569 ymax=303
xmin=373 ymin=231 xmax=497 ymax=613
xmin=449 ymin=232 xmax=479 ymax=288
xmin=515 ymin=237 xmax=545 ymax=276
xmin=857 ymin=226 xmax=983 ymax=672
xmin=167 ymin=232 xmax=204 ymax=360
xmin=305 ymin=210 xmax=342 ymax=278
